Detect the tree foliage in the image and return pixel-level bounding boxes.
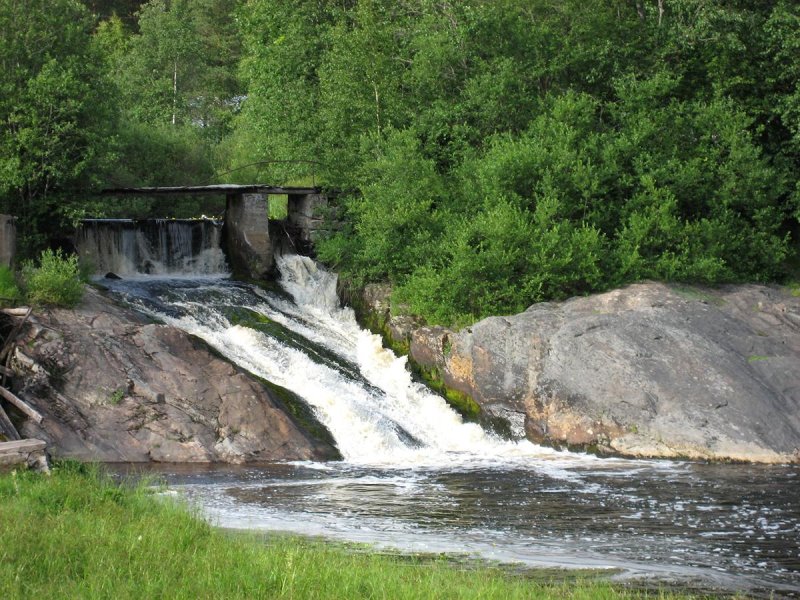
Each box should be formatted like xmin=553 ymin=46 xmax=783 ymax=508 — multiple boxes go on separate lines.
xmin=2 ymin=0 xmax=799 ymax=325
xmin=0 ymin=0 xmax=115 ymax=255
xmin=232 ymin=0 xmax=799 ymax=325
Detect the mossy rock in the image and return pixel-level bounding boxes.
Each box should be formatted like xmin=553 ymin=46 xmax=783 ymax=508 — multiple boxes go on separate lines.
xmin=185 ymin=331 xmax=341 ymax=460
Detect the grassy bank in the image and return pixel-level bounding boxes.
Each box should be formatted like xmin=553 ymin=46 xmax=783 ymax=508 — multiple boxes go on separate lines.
xmin=0 ymin=463 xmax=710 ymax=599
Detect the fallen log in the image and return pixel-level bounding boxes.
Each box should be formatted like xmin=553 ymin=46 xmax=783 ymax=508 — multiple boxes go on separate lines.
xmin=0 ymin=386 xmax=43 ymax=424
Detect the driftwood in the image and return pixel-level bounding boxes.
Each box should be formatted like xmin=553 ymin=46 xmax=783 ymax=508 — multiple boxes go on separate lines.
xmin=0 ymin=439 xmax=45 ymax=454
xmin=0 ymin=306 xmax=32 ymax=364
xmin=0 ymin=403 xmax=20 ymax=441
xmin=0 ymin=386 xmax=43 ymax=424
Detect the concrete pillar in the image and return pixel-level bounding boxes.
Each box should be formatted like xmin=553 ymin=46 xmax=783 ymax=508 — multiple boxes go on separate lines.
xmin=0 ymin=215 xmax=16 ymax=268
xmin=224 ymin=193 xmax=272 ymax=279
xmin=287 ymin=193 xmax=332 ymax=243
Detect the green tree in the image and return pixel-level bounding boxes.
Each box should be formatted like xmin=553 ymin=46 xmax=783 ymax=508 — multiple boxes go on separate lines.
xmin=91 ymin=0 xmax=242 ymax=217
xmin=0 ymin=0 xmax=115 ymax=256
xmin=230 ymin=0 xmax=340 ymax=185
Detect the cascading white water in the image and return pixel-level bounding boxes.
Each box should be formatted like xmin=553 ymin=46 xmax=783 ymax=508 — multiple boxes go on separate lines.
xmin=77 ymin=218 xmax=227 ymax=276
xmin=138 ymin=253 xmax=579 ymax=468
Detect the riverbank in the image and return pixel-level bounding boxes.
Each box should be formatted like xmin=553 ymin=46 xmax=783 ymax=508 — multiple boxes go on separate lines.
xmin=0 ymin=462 xmax=717 ymax=599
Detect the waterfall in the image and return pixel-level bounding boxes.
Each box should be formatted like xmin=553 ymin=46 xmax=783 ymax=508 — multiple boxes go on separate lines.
xmin=107 ymin=254 xmax=571 ymax=468
xmin=76 ymin=218 xmax=227 ymax=276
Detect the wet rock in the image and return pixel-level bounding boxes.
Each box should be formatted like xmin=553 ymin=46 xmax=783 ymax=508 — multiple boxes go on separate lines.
xmin=9 ymin=286 xmax=337 ymax=463
xmin=409 ymin=282 xmax=800 ymax=463
xmin=352 ymin=283 xmax=423 ymax=354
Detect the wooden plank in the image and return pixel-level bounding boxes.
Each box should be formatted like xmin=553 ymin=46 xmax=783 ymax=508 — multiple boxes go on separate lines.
xmin=0 ymin=439 xmax=46 ymax=454
xmin=0 ymin=439 xmax=48 ymax=471
xmin=0 ymin=403 xmax=20 ymax=441
xmin=100 ymin=184 xmax=323 ymax=196
xmin=0 ymin=386 xmax=43 ymax=424
xmin=1 ymin=307 xmax=31 ymax=317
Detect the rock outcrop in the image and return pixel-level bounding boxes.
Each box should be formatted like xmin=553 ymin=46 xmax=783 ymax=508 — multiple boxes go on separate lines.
xmin=6 ymin=287 xmax=338 ymax=463
xmin=367 ymin=282 xmax=800 ymax=463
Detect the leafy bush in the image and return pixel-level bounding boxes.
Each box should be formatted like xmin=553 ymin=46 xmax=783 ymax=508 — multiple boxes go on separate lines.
xmin=396 ymin=197 xmax=606 ymax=326
xmin=22 ymin=249 xmax=84 ymax=308
xmin=0 ymin=266 xmax=21 ymax=306
xmin=317 ymin=129 xmax=448 ymax=283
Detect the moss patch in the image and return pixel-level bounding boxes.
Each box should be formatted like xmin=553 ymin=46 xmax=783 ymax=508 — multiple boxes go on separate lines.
xmin=412 ymin=363 xmax=481 ymax=421
xmin=747 ymin=355 xmax=770 ymax=363
xmin=346 ymin=283 xmax=517 ymax=438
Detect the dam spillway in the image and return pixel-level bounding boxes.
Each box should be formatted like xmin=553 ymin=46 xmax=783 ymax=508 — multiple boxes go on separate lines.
xmin=76 ymin=218 xmax=227 ymax=276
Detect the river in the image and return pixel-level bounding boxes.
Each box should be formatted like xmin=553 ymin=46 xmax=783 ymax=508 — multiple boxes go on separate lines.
xmin=100 ymin=254 xmax=800 ymax=598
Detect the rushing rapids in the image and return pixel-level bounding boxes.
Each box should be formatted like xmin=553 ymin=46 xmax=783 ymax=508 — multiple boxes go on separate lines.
xmin=100 ymin=254 xmax=800 ymax=597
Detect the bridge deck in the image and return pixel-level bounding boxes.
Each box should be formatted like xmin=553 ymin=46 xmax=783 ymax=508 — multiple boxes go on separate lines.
xmin=100 ymin=184 xmax=322 ymax=196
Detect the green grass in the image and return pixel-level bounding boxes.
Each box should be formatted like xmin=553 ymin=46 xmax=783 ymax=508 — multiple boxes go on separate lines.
xmin=268 ymin=194 xmax=288 ymax=220
xmin=108 ymin=388 xmax=125 ymax=405
xmin=0 ymin=463 xmax=713 ymax=599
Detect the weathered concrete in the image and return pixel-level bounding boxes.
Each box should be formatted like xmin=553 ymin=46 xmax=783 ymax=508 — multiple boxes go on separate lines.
xmin=287 ymin=193 xmax=337 ymax=244
xmin=0 ymin=214 xmax=16 ymax=268
xmin=7 ymin=287 xmax=338 ymax=463
xmin=224 ymin=193 xmax=272 ymax=279
xmin=97 ymin=185 xmax=336 ymax=278
xmin=358 ymin=282 xmax=800 ymax=463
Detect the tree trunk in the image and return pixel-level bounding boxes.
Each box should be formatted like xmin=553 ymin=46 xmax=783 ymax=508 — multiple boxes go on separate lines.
xmin=635 ymin=1 xmax=645 ymax=21
xmin=172 ymin=59 xmax=178 ymax=126
xmin=373 ymin=82 xmax=381 ymax=139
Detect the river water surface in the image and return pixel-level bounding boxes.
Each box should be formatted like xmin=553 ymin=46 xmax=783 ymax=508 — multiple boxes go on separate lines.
xmin=100 ymin=255 xmax=800 ymax=598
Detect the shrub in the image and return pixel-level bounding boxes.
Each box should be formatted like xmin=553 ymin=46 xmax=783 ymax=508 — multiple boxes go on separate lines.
xmin=0 ymin=266 xmax=21 ymax=306
xmin=396 ymin=197 xmax=606 ymax=326
xmin=22 ymin=249 xmax=84 ymax=308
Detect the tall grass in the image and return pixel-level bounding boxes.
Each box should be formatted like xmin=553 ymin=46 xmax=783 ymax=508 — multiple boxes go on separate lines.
xmin=0 ymin=463 xmax=704 ymax=599
xmin=0 ymin=266 xmax=21 ymax=306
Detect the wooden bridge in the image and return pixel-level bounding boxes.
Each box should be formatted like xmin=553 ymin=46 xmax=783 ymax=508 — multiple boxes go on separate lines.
xmin=100 ymin=184 xmax=335 ymax=279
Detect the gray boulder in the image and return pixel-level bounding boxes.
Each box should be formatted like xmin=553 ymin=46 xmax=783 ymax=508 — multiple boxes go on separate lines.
xmin=410 ymin=282 xmax=800 ymax=463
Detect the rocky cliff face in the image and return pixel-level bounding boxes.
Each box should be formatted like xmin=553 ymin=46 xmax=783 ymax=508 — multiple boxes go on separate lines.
xmin=8 ymin=287 xmax=338 ymax=463
xmin=361 ymin=282 xmax=800 ymax=463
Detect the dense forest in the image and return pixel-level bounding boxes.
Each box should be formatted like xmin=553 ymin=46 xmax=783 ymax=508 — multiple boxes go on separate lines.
xmin=1 ymin=0 xmax=799 ymax=324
